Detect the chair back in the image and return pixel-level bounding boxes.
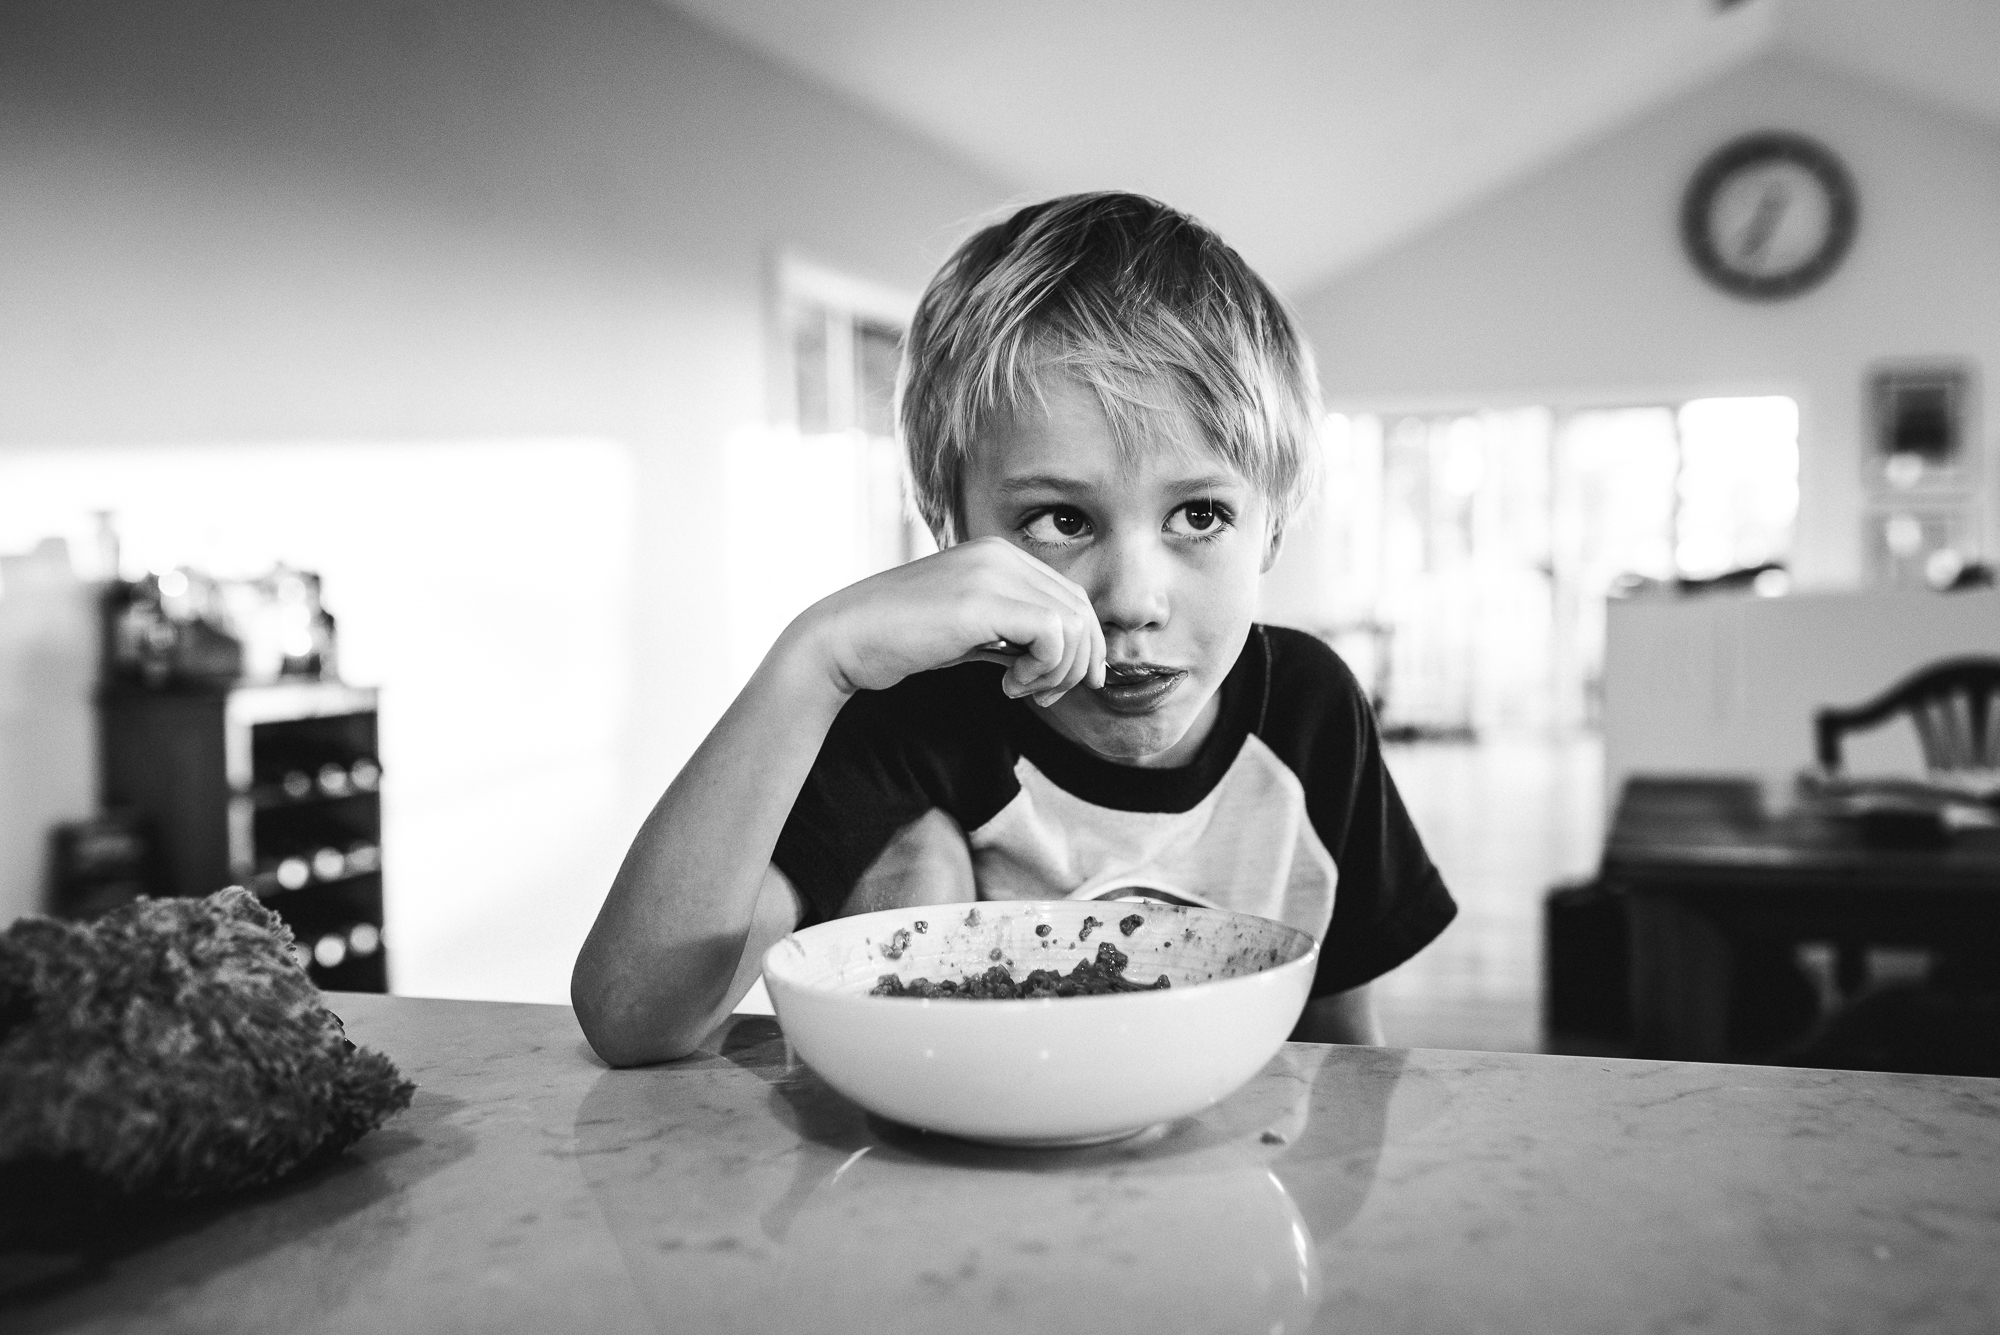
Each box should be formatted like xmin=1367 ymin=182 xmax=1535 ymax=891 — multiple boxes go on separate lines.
xmin=1815 ymin=656 xmax=2000 ymax=772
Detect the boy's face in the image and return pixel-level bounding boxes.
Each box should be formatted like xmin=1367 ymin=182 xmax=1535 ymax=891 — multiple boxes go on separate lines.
xmin=961 ymin=376 xmax=1273 ymax=768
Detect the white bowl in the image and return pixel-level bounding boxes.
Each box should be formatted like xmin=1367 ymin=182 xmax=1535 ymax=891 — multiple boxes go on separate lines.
xmin=761 ymin=899 xmax=1318 ymax=1146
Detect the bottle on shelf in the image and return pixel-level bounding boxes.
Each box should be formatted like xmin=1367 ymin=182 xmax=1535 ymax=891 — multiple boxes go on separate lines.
xmin=310 ymin=845 xmax=348 ymax=882
xmin=252 ymin=731 xmax=382 ymax=806
xmin=252 ymin=746 xmax=320 ymax=804
xmin=297 ymin=923 xmax=386 ymax=975
xmin=312 ymin=932 xmax=348 ymax=970
xmin=248 ymin=852 xmax=314 ymax=895
xmin=251 ymin=752 xmax=380 ymax=804
xmin=344 ymin=839 xmax=382 ymax=874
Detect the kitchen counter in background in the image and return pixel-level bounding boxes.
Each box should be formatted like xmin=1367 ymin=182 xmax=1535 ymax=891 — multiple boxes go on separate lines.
xmin=17 ymin=995 xmax=2000 ymax=1334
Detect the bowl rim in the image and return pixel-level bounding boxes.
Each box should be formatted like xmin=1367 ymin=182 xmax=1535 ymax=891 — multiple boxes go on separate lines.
xmin=762 ymin=899 xmax=1322 ymax=1006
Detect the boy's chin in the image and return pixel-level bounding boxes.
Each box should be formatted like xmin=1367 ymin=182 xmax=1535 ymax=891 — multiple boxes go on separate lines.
xmin=1044 ymin=691 xmax=1207 ymax=768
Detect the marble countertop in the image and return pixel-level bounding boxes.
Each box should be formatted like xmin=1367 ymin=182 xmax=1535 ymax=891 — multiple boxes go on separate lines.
xmin=17 ymin=994 xmax=2000 ymax=1334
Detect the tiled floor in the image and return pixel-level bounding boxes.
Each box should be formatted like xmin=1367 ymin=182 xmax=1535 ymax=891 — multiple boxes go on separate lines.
xmin=1371 ymin=733 xmax=1608 ymax=1053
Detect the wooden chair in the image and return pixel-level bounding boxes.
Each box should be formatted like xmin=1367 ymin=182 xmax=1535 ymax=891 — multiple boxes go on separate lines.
xmin=1812 ymin=656 xmax=2000 ymax=1000
xmin=1815 ymin=656 xmax=2000 ymax=774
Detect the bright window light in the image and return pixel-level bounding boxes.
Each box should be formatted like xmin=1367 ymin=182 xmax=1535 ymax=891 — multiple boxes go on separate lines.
xmin=1675 ymin=396 xmax=1799 ymax=579
xmin=1315 ymin=395 xmax=1799 ymax=735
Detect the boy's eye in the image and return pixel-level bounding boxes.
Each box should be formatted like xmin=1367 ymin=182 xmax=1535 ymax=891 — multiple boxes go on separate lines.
xmin=1167 ymin=499 xmax=1233 ymax=538
xmin=1022 ymin=508 xmax=1092 ymax=545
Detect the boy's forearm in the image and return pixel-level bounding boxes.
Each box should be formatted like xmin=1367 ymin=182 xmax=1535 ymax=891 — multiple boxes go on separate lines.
xmin=572 ymin=620 xmax=849 ymax=1065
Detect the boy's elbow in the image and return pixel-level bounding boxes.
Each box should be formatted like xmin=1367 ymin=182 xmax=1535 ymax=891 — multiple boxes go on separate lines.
xmin=573 ymin=993 xmax=709 ymax=1067
xmin=571 ymin=962 xmax=714 ymax=1067
xmin=584 ymin=1025 xmax=703 ymax=1069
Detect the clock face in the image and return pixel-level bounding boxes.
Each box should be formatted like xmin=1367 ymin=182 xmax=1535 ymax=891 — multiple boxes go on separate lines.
xmin=1681 ymin=133 xmax=1857 ymax=300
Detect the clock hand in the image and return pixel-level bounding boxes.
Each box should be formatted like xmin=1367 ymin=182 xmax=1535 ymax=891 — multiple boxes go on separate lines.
xmin=1736 ymin=183 xmax=1789 ymax=266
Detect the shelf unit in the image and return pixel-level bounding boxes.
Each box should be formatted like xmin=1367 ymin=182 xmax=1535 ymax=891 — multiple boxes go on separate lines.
xmin=99 ymin=680 xmax=389 ymax=992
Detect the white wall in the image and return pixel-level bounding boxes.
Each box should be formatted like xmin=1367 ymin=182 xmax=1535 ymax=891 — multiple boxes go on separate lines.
xmin=0 ymin=0 xmax=1015 ymax=994
xmin=0 ymin=543 xmax=97 ymax=932
xmin=1290 ymin=54 xmax=2000 ymax=593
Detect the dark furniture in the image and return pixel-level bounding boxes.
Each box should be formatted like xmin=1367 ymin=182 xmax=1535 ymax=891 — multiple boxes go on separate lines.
xmin=1602 ymin=776 xmax=2000 ymax=1064
xmin=99 ymin=681 xmax=388 ymax=992
xmin=1815 ymin=655 xmax=2000 ymax=772
xmin=1542 ymin=877 xmax=1630 ymax=1056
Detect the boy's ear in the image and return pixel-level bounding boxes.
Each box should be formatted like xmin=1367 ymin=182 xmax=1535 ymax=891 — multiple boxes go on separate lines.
xmin=1260 ymin=524 xmax=1285 ymax=574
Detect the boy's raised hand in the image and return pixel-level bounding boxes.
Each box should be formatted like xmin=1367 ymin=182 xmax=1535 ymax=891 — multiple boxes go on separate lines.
xmin=799 ymin=536 xmax=1106 ymax=707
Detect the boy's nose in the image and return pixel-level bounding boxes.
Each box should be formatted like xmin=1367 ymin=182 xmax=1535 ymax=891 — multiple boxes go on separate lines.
xmin=1088 ymin=536 xmax=1171 ymax=634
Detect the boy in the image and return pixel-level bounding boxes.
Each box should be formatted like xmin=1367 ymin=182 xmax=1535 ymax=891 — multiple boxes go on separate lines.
xmin=574 ymin=192 xmax=1454 ymax=1066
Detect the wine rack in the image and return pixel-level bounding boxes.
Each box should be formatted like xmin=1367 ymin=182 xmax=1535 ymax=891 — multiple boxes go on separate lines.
xmin=99 ymin=680 xmax=388 ymax=992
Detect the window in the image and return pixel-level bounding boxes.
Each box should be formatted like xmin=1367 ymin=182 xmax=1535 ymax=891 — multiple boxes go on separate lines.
xmin=1317 ymin=396 xmax=1799 ymax=735
xmin=723 ymin=255 xmax=928 ymax=682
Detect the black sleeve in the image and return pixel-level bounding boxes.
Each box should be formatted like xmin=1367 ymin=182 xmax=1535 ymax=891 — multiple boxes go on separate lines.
xmin=1258 ymin=628 xmax=1457 ymax=997
xmin=769 ymin=665 xmax=1016 ymax=929
xmin=770 ymin=687 xmax=936 ymax=929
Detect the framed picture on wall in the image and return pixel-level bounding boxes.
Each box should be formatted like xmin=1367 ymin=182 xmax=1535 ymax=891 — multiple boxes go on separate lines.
xmin=1868 ymin=363 xmax=1974 ymax=495
xmin=1865 ymin=501 xmax=1981 ymax=589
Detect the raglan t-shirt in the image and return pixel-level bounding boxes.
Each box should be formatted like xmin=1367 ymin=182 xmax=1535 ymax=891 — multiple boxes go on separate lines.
xmin=772 ymin=624 xmax=1456 ymax=999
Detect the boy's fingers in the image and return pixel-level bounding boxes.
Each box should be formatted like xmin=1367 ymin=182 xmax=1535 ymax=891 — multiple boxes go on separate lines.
xmin=978 ymin=552 xmax=1097 ymax=697
xmin=1001 ymin=544 xmax=1098 ymax=631
xmin=993 ymin=602 xmax=1066 ymax=695
xmin=1026 ymin=562 xmax=1105 ymax=691
xmin=1039 ymin=615 xmax=1098 ymax=705
xmin=1043 ymin=598 xmax=1099 ymax=697
xmin=999 ymin=603 xmax=1097 ymax=699
xmin=1045 ymin=603 xmax=1099 ymax=688
xmin=981 ymin=546 xmax=1101 ymax=688
xmin=1034 ymin=624 xmax=1090 ymax=707
xmin=1028 ymin=610 xmax=1096 ymax=704
xmin=1030 ymin=565 xmax=1098 ymax=632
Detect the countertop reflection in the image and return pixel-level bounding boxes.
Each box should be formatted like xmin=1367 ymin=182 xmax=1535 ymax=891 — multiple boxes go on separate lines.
xmin=13 ymin=995 xmax=1998 ymax=1334
xmin=568 ymin=1016 xmax=1419 ymax=1335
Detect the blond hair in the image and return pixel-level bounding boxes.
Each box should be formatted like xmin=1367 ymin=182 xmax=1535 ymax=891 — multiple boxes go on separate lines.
xmin=899 ymin=192 xmax=1322 ymax=545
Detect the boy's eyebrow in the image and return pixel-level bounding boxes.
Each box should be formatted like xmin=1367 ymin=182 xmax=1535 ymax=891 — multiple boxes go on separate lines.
xmin=995 ymin=471 xmax=1245 ymax=496
xmin=994 ymin=473 xmax=1097 ymax=496
xmin=1163 ymin=472 xmax=1246 ymax=494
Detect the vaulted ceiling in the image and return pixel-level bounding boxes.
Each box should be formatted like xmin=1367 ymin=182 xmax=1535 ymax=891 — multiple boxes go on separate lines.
xmin=665 ymin=0 xmax=2000 ymax=294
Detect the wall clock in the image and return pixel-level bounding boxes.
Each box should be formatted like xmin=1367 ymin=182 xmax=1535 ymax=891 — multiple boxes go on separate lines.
xmin=1680 ymin=132 xmax=1858 ymax=300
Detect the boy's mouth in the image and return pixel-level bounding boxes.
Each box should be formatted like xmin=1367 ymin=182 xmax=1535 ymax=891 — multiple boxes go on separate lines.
xmin=1092 ymin=661 xmax=1187 ymax=715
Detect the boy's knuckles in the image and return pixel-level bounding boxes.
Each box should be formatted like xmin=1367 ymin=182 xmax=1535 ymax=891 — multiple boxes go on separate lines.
xmin=1036 ymin=612 xmax=1067 ymax=657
